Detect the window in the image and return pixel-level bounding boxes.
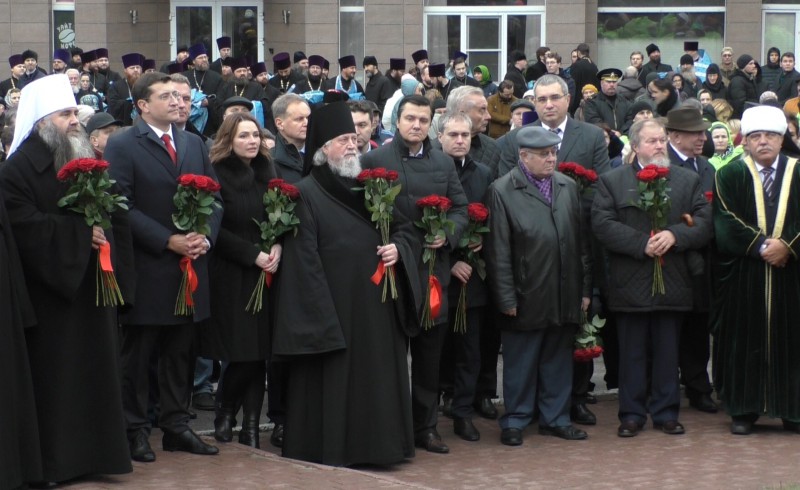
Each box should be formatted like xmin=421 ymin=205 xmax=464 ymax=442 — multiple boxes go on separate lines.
xmin=171 ymin=1 xmax=263 ymax=62
xmin=53 ymin=0 xmax=76 ymax=52
xmin=340 ymin=0 xmax=365 ymax=75
xmin=597 ymin=7 xmax=725 ymax=73
xmin=763 ymin=6 xmax=800 ymax=60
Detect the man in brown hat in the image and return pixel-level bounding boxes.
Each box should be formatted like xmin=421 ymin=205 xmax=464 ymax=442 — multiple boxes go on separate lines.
xmin=664 ymin=107 xmax=718 ymax=414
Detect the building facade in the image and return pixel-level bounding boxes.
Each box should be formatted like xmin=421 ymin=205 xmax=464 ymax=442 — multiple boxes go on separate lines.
xmin=1 ymin=0 xmax=799 ymax=82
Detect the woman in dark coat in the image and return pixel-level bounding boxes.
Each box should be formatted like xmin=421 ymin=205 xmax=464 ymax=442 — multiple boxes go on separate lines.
xmin=200 ymin=112 xmax=280 ymax=448
xmin=647 ymin=76 xmax=681 ymax=117
xmin=701 ymin=64 xmax=727 ymax=100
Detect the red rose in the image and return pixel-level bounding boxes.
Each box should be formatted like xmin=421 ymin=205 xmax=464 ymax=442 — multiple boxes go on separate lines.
xmin=267 ymin=178 xmax=286 ymax=190
xmin=438 ymin=197 xmax=453 ymax=212
xmin=592 ymin=345 xmax=603 ymax=355
xmin=190 ymin=175 xmax=221 ymax=192
xmin=386 ymin=170 xmax=400 ymax=182
xmin=371 ymin=168 xmax=389 ymax=180
xmin=417 ymin=195 xmax=443 ymax=208
xmin=177 ymin=174 xmax=195 ymax=186
xmin=467 ymin=202 xmax=489 ymax=222
xmin=704 ymin=191 xmax=713 ymax=203
xmin=57 ymin=158 xmax=109 ymax=180
xmin=584 ymin=169 xmax=598 ymax=182
xmin=573 ymin=165 xmax=588 ymax=177
xmin=356 ymin=169 xmax=373 ymax=182
xmin=656 ymin=167 xmax=670 ymax=178
xmin=637 ymin=168 xmax=659 ymax=182
xmin=558 ymin=162 xmax=577 ymax=174
xmin=279 ymin=183 xmax=300 ymax=200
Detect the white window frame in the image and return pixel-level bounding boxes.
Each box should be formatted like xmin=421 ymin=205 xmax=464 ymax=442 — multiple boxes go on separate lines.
xmin=762 ymin=5 xmax=800 ymax=61
xmin=169 ymin=0 xmax=264 ymax=62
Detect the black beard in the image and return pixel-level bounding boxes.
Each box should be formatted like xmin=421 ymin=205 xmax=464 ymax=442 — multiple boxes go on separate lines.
xmin=235 ymin=77 xmax=248 ymax=88
xmin=308 ymin=73 xmax=321 ymax=83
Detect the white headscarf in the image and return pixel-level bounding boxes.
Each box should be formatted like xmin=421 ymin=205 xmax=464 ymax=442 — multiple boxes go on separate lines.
xmin=741 ymin=105 xmax=787 ymax=137
xmin=8 ymin=74 xmax=77 ymax=156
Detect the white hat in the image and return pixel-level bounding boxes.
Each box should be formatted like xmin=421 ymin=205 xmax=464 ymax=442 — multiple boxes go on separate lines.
xmin=8 ymin=74 xmax=77 ymax=156
xmin=523 ymin=89 xmax=535 ymax=99
xmin=741 ymin=105 xmax=787 ymax=137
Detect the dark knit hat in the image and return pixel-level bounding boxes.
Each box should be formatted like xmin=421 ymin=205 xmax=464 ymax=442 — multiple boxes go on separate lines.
xmin=680 ymin=54 xmax=694 ymax=66
xmin=293 ymin=51 xmax=307 ymax=63
xmin=627 ymin=99 xmax=655 ymax=119
xmin=646 ymin=44 xmax=660 ymax=56
xmin=737 ymin=54 xmax=754 ymax=70
xmin=510 ymin=50 xmax=527 ymax=62
xmin=21 ymin=49 xmax=38 ymax=62
xmin=363 ymin=55 xmax=378 ymax=67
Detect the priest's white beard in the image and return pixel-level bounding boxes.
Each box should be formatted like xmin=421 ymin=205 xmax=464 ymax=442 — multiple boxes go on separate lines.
xmin=38 ymin=118 xmax=95 ymax=170
xmin=328 ymin=154 xmax=362 ymax=179
xmin=640 ymin=154 xmax=670 ymax=168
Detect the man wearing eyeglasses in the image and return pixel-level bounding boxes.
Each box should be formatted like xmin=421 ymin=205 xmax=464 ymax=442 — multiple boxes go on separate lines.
xmin=712 ymin=105 xmax=800 ymax=436
xmin=719 ymin=47 xmax=736 ymax=86
xmin=485 ymin=126 xmax=591 ymax=446
xmin=106 ymin=72 xmax=223 ymax=463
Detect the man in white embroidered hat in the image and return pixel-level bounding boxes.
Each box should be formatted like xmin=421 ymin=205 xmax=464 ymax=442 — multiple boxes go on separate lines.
xmin=712 ymin=104 xmax=800 ymax=436
xmin=0 ymin=74 xmax=135 ymax=483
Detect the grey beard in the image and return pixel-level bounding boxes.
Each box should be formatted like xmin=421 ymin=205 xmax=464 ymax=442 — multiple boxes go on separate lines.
xmin=328 ymin=154 xmax=362 ymax=178
xmin=72 ymin=86 xmax=80 ymax=94
xmin=640 ymin=154 xmax=670 ymax=168
xmin=38 ymin=118 xmax=95 ymax=170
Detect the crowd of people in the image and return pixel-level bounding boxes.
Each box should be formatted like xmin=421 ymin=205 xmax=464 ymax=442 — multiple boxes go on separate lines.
xmin=1 ymin=36 xmax=800 ymax=489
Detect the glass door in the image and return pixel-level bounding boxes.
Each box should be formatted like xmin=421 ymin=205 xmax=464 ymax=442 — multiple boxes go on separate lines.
xmin=763 ymin=8 xmax=800 ymax=61
xmin=171 ymin=1 xmax=263 ymax=62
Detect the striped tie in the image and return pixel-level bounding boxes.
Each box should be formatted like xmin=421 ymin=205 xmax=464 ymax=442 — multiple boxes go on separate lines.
xmin=761 ymin=167 xmax=774 ymax=200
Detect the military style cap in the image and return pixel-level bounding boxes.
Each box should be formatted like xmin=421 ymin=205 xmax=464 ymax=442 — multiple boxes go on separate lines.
xmin=598 ymin=68 xmax=622 ymax=82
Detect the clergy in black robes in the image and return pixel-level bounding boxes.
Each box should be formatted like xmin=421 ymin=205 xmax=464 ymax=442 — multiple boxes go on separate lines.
xmin=0 ymin=75 xmax=134 ymax=483
xmin=712 ymin=105 xmax=800 ymax=434
xmin=272 ymin=102 xmax=422 ymax=466
xmin=183 ymin=44 xmax=226 ymax=136
xmin=0 ymin=190 xmax=42 ymax=490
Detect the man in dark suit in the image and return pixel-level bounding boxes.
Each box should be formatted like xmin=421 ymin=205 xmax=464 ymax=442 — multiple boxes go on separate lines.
xmin=497 ymin=74 xmax=611 ymax=426
xmin=592 ymin=118 xmax=713 ymax=438
xmin=569 ymin=43 xmax=598 ymax=115
xmin=665 ymin=107 xmax=718 ymax=414
xmin=105 ymin=72 xmax=223 ymax=463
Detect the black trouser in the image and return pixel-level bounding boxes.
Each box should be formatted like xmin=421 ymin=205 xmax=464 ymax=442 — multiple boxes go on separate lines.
xmin=440 ymin=306 xmax=485 ymax=418
xmin=411 ymin=322 xmax=449 ymax=435
xmin=475 ymin=309 xmax=501 ymax=399
xmin=121 ymin=323 xmax=194 ymax=436
xmin=267 ymin=359 xmax=288 ymax=425
xmin=679 ymin=311 xmax=713 ymax=397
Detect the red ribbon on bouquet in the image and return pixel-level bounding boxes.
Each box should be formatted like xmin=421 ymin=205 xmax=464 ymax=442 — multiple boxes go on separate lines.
xmin=179 ymin=256 xmax=199 ymax=306
xmin=428 ymin=275 xmax=442 ymax=319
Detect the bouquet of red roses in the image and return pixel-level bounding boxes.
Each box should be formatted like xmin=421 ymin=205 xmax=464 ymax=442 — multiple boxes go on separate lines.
xmin=172 ymin=174 xmax=222 ymax=315
xmin=574 ymin=312 xmax=606 ymax=362
xmin=557 ymin=162 xmax=598 ymax=194
xmin=57 ymin=158 xmax=129 ymax=307
xmin=633 ymin=164 xmax=671 ymax=296
xmin=452 ymin=203 xmax=490 ymax=333
xmin=415 ymin=195 xmax=456 ymax=329
xmin=245 ymin=178 xmax=301 ymax=314
xmin=354 ymin=168 xmax=402 ymax=301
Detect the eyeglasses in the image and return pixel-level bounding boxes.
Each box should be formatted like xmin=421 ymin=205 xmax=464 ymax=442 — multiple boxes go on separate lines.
xmin=521 ymin=149 xmax=558 ymax=159
xmin=152 ymin=91 xmax=181 ymax=102
xmin=534 ymin=94 xmax=566 ymax=105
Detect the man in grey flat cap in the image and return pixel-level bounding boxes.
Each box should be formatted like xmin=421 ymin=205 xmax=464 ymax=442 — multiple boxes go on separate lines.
xmin=485 ymin=126 xmax=591 ymax=447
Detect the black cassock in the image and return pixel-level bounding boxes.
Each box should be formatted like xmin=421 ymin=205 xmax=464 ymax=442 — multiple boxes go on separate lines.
xmin=0 ymin=194 xmax=41 ymax=489
xmin=272 ymin=165 xmax=422 ymax=466
xmin=0 ymin=134 xmax=135 ymax=482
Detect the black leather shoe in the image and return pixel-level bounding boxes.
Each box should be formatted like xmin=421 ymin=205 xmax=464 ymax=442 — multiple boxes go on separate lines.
xmin=570 ymin=403 xmax=597 ymax=425
xmin=441 ymin=395 xmax=453 ymax=419
xmin=270 ymin=424 xmax=284 ymax=448
xmin=192 ymin=392 xmax=216 ymax=411
xmin=129 ymin=431 xmax=156 ymax=463
xmin=214 ymin=410 xmax=235 ymax=443
xmin=689 ymin=393 xmax=719 ymax=413
xmin=189 ymin=410 xmax=197 ymax=420
xmin=538 ymin=425 xmax=588 ymax=440
xmin=500 ymin=428 xmax=523 ymax=446
xmin=731 ymin=419 xmax=753 ymax=435
xmin=782 ymin=420 xmax=800 ymax=433
xmin=473 ymin=397 xmax=498 ymax=420
xmin=653 ymin=420 xmax=685 ymax=435
xmin=415 ymin=431 xmax=450 ymax=453
xmin=162 ymin=430 xmax=219 ymax=455
xmin=617 ymin=420 xmax=643 ymax=438
xmin=453 ymin=417 xmax=480 ymax=441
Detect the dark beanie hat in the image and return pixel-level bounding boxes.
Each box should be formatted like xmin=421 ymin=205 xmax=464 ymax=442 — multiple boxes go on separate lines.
xmin=21 ymin=49 xmax=38 ymax=61
xmin=706 ymin=63 xmax=720 ymax=76
xmin=737 ymin=54 xmax=754 ymax=70
xmin=646 ymin=44 xmax=659 ymax=56
xmin=680 ymin=54 xmax=694 ymax=66
xmin=363 ymin=55 xmax=378 ymax=67
xmin=510 ymin=50 xmax=527 ymax=62
xmin=293 ymin=51 xmax=307 ymax=63
xmin=627 ymin=99 xmax=655 ymax=119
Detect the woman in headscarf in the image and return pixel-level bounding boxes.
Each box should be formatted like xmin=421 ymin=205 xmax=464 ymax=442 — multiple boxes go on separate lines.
xmin=473 ymin=65 xmax=498 ymax=98
xmin=708 ymin=121 xmax=743 ymax=169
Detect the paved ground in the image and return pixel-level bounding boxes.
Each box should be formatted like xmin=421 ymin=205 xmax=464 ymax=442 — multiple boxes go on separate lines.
xmin=61 ymin=357 xmax=800 ymax=489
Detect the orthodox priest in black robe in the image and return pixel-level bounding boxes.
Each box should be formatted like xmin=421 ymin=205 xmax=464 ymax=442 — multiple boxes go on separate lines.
xmin=0 ymin=190 xmax=41 ymax=490
xmin=712 ymin=105 xmax=800 ymax=433
xmin=0 ymin=75 xmax=134 ymax=483
xmin=183 ymin=44 xmax=226 ymax=136
xmin=272 ymin=102 xmax=422 ymax=466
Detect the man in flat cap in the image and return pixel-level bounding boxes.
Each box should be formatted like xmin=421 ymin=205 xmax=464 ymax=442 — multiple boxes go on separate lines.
xmin=323 ymin=55 xmax=365 ymax=99
xmin=485 ymin=125 xmax=590 ymax=447
xmin=210 ymin=36 xmax=232 ymax=74
xmin=363 ymin=56 xmax=394 ymax=114
xmin=592 ymin=118 xmax=712 ymax=438
xmin=663 ymin=107 xmax=718 ymax=415
xmin=712 ymin=105 xmax=800 ymax=435
xmin=85 ymin=111 xmax=123 ymax=157
xmin=108 ymin=53 xmax=144 ymax=126
xmin=0 ymin=74 xmax=134 ymax=482
xmin=273 ymin=101 xmax=421 ymax=466
xmin=584 ymin=68 xmax=631 ymax=136
xmin=638 ymin=43 xmax=673 ymax=87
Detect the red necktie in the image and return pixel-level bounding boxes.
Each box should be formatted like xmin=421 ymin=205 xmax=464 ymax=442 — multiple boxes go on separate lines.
xmin=161 ymin=134 xmax=177 ymax=165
